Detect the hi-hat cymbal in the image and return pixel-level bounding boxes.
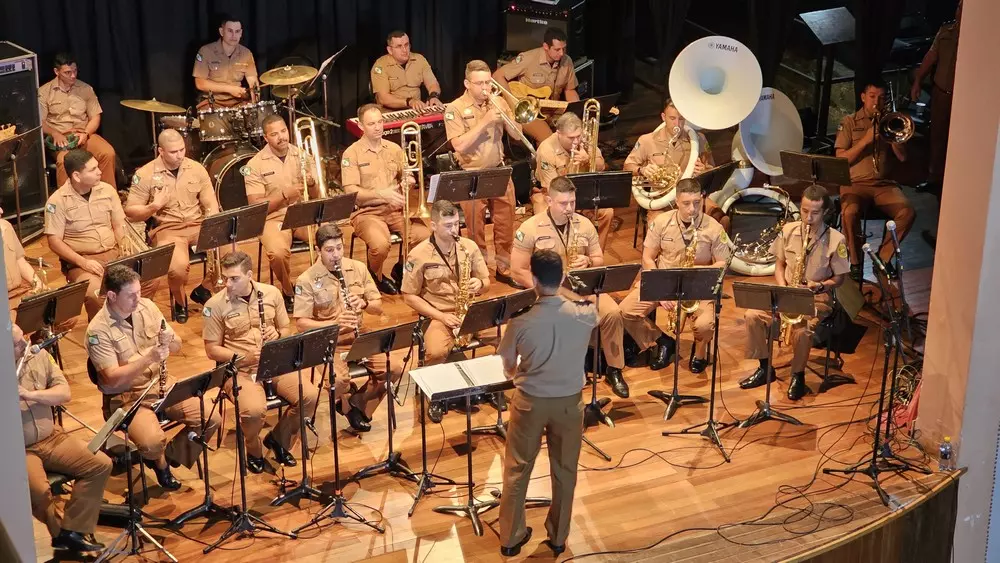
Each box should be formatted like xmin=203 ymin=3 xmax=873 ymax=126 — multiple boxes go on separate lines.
xmin=260 ymin=65 xmax=318 ymax=86
xmin=120 ymin=98 xmax=186 ymax=113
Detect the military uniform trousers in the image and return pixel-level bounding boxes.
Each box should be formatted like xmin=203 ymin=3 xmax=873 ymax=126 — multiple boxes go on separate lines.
xmin=152 ymin=223 xmax=203 ymax=301
xmin=351 ymin=211 xmax=430 ymax=277
xmin=460 ymin=179 xmax=516 ymax=274
xmin=620 ymin=290 xmax=715 ymax=352
xmin=840 ymin=179 xmax=915 ymax=264
xmin=104 ymin=391 xmax=221 ymax=469
xmin=423 ymin=319 xmax=499 ymax=366
xmin=64 ymin=248 xmax=160 ymax=320
xmin=499 ymin=389 xmax=583 ymax=548
xmin=260 ymin=220 xmax=311 ymax=296
xmin=25 ymin=427 xmax=113 ymax=537
xmin=223 ymin=370 xmax=319 ymax=458
xmin=560 ymin=287 xmax=624 ymax=369
xmin=744 ymin=299 xmax=832 ymax=374
xmin=54 ymin=134 xmax=117 ymax=189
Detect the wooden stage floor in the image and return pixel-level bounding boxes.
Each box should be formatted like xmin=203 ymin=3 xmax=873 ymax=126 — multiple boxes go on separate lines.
xmin=25 ymin=211 xmax=951 ymax=563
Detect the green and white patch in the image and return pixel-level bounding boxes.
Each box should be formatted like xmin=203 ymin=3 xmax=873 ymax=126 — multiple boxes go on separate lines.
xmin=46 ymin=203 xmax=56 ymax=213
xmin=294 ymin=285 xmax=302 ymax=295
xmin=404 ymin=261 xmax=414 ymax=272
xmin=445 ymin=111 xmax=455 ymax=121
xmin=87 ymin=334 xmax=99 ymax=346
xmin=196 ymin=53 xmax=203 ymax=62
xmin=341 ymin=158 xmax=350 ymax=167
xmin=203 ymin=307 xmax=212 ymax=317
xmin=239 ymin=165 xmax=252 ymax=177
xmin=515 ymin=230 xmax=524 ymax=242
xmin=132 ymin=173 xmax=140 ymax=185
xmin=373 ymin=65 xmax=383 ymax=75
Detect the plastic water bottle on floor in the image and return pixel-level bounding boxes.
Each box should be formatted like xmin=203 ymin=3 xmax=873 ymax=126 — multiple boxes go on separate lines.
xmin=938 ymin=436 xmax=954 ymax=471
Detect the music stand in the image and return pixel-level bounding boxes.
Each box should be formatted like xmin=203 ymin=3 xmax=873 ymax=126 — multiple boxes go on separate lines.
xmin=0 ymin=126 xmax=41 ymax=239
xmin=158 ymin=366 xmax=232 ymax=527
xmin=15 ymin=280 xmax=88 ymax=366
xmin=733 ymin=282 xmax=815 ymax=428
xmin=567 ymin=171 xmax=633 ymax=221
xmin=428 ymin=167 xmax=512 ymax=246
xmin=101 ymin=244 xmax=174 ymax=293
xmin=642 ymin=267 xmax=721 ymax=420
xmin=779 ymin=150 xmax=851 ymax=188
xmin=347 ymin=321 xmax=421 ymax=485
xmin=564 ymin=94 xmax=621 ymax=119
xmin=256 ymin=325 xmax=341 ymax=507
xmin=195 ymin=202 xmax=269 ymax=254
xmin=280 ymin=193 xmax=357 ymax=231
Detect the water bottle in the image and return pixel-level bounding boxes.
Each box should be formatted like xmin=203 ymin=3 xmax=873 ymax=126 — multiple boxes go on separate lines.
xmin=938 ymin=436 xmax=954 ymax=471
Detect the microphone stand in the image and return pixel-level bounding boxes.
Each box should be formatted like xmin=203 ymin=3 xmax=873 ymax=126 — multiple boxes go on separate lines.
xmin=886 ymin=225 xmax=914 ymax=347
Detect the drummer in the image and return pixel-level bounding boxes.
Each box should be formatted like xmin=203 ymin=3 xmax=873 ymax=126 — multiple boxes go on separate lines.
xmin=193 ymin=14 xmax=259 ymax=107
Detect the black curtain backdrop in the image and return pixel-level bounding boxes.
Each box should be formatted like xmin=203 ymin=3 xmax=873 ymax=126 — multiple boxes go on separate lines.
xmin=852 ymin=0 xmax=906 ymax=104
xmin=748 ymin=0 xmax=798 ymax=88
xmin=647 ymin=0 xmax=693 ymax=96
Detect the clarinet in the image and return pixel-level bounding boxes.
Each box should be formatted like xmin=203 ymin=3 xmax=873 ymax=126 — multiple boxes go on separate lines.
xmin=257 ymin=289 xmax=267 ymax=336
xmin=158 ymin=319 xmax=168 ymax=399
xmin=333 ymin=266 xmax=361 ymax=338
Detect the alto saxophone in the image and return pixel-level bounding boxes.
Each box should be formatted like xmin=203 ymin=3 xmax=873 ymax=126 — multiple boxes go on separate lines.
xmin=453 ymin=235 xmax=473 ymax=347
xmin=333 ymin=265 xmax=361 ymax=338
xmin=564 ymin=217 xmax=577 ymax=274
xmin=780 ymin=222 xmax=810 ymax=345
xmin=664 ymin=220 xmax=701 ymax=335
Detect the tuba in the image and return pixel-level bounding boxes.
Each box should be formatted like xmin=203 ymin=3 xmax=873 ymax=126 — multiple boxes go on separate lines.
xmin=779 ymin=222 xmax=810 ymax=345
xmin=569 ymin=98 xmax=601 ymax=174
xmin=294 ymin=116 xmax=329 ymax=264
xmin=872 ymin=84 xmax=914 ymax=175
xmin=400 ymin=121 xmax=430 ymax=259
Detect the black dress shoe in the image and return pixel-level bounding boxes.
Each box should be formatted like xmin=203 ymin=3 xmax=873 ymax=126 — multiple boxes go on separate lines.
xmin=346 ymin=406 xmax=372 ymax=432
xmin=494 ymin=271 xmax=525 ymax=289
xmin=143 ymin=459 xmax=181 ymax=491
xmin=739 ymin=366 xmax=777 ymax=390
xmin=190 ymin=284 xmax=213 ymax=305
xmin=283 ymin=293 xmax=295 ymax=313
xmin=604 ymin=367 xmax=629 ymax=398
xmin=543 ymin=538 xmax=566 ymax=556
xmin=787 ymin=371 xmax=808 ymax=401
xmin=689 ymin=356 xmax=709 ymax=374
xmin=649 ymin=336 xmax=676 ymax=371
xmin=500 ymin=527 xmax=532 ymax=557
xmin=263 ymin=432 xmax=296 ymax=467
xmin=374 ymin=273 xmax=399 ymax=295
xmin=172 ymin=302 xmax=188 ymax=324
xmin=247 ymin=454 xmax=268 ymax=474
xmin=52 ymin=529 xmax=104 ymax=552
xmin=428 ymin=401 xmax=445 ymax=423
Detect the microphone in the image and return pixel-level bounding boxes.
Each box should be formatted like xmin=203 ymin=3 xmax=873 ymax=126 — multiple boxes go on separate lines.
xmin=30 ymin=331 xmax=68 ymax=355
xmin=886 ymin=220 xmax=901 ymax=256
xmin=187 ymin=431 xmax=216 ymax=451
xmin=863 ymin=243 xmax=889 ymax=276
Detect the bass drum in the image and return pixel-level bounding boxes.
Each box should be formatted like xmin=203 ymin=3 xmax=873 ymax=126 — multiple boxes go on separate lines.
xmin=202 ymin=144 xmax=255 ymax=210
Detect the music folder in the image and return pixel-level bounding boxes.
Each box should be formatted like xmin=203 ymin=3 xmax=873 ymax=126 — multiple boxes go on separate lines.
xmin=408 ymin=355 xmax=513 ymax=402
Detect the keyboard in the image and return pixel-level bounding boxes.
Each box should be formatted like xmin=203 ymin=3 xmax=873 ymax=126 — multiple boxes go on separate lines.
xmin=345 ymin=105 xmax=447 ymax=138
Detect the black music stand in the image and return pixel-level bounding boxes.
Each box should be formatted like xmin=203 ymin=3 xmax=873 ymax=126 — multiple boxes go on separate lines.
xmin=257 ymin=325 xmax=341 ymax=507
xmin=15 ymin=280 xmax=88 ymax=367
xmin=196 ymin=202 xmax=269 ymax=254
xmin=347 ymin=321 xmax=421 ymax=485
xmin=733 ymin=282 xmax=815 ymax=428
xmin=280 ymin=193 xmax=357 ymax=231
xmin=429 ymin=167 xmax=512 ymax=245
xmin=564 ymin=94 xmax=621 ymax=119
xmin=160 ymin=366 xmax=233 ymax=527
xmin=567 ymin=170 xmax=633 ymax=220
xmin=779 ymin=151 xmax=851 ymax=188
xmin=642 ymin=267 xmax=721 ymax=420
xmin=101 ymin=244 xmax=174 ymax=293
xmin=0 ymin=126 xmax=41 ymax=239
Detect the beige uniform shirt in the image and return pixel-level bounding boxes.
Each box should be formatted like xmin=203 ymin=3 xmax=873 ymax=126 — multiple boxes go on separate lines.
xmin=401 ymin=236 xmax=489 ymax=313
xmin=19 ymin=350 xmax=67 ymax=446
xmin=86 ymin=298 xmax=177 ymax=396
xmin=644 ymin=210 xmax=730 ymax=268
xmin=244 ymin=144 xmax=308 ymax=223
xmin=2 ymin=218 xmax=26 ymax=293
xmin=624 ymin=127 xmax=713 ymax=172
xmin=498 ymin=295 xmax=596 ymax=398
xmin=444 ymin=92 xmax=514 ymax=170
xmin=514 ymin=212 xmax=600 ymax=264
xmin=834 ymin=109 xmax=892 ymax=182
xmin=340 ymin=137 xmax=406 ymax=219
xmin=44 ymin=181 xmax=124 ymax=256
xmin=535 ymin=134 xmax=605 ymax=189
xmin=773 ymin=221 xmax=851 ymax=286
xmin=192 ymin=40 xmax=257 ymax=104
xmin=127 ymin=157 xmax=216 ymax=232
xmin=930 ymin=22 xmax=959 ymax=93
xmin=202 ymin=282 xmax=288 ymax=373
xmin=370 ymin=53 xmax=437 ymax=103
xmin=498 ymin=48 xmax=578 ymax=100
xmin=293 ymin=258 xmax=380 ymax=322
xmin=38 ymin=78 xmax=102 ymax=134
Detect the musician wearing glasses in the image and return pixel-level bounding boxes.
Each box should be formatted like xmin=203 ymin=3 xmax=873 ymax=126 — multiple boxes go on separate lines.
xmin=494 ymin=27 xmax=580 ymax=143
xmin=511 ymin=176 xmax=630 ymax=399
xmin=341 ymin=103 xmax=431 ymax=295
xmin=370 ymin=30 xmax=442 ymax=111
xmin=534 ymin=113 xmax=613 ymax=248
xmin=193 ymin=14 xmax=259 ymax=107
xmin=401 ymin=200 xmax=491 ymax=423
xmin=835 ymin=78 xmax=913 ymax=282
xmin=620 ymin=179 xmax=730 ymax=375
xmin=125 ymin=129 xmax=221 ymax=324
xmin=444 ymin=60 xmax=522 ymax=288
xmin=293 ymin=224 xmax=403 ymax=433
xmin=740 ymin=186 xmax=850 ymax=400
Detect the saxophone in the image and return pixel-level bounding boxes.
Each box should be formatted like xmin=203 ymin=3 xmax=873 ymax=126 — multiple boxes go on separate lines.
xmin=453 ymin=236 xmax=473 ymax=347
xmin=664 ymin=219 xmax=701 ymax=335
xmin=333 ymin=265 xmax=361 ymax=338
xmin=564 ymin=217 xmax=577 ymax=274
xmin=780 ymin=222 xmax=810 ymax=345
xmin=158 ymin=319 xmax=168 ymax=399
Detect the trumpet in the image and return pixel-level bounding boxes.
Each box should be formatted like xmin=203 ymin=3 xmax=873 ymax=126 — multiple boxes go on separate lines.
xmin=488 ymin=80 xmax=538 ymax=155
xmin=294 ymin=116 xmax=329 ymax=263
xmin=401 ymin=121 xmax=430 ymax=258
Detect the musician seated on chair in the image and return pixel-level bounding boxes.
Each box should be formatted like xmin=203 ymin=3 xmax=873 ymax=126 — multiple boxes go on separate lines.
xmin=193 ymin=13 xmax=259 ymax=107
xmin=370 ymin=30 xmax=443 ymax=111
xmin=44 ymin=149 xmax=126 ymax=321
xmin=87 ymin=265 xmax=219 ymax=491
xmin=624 ymin=97 xmax=728 ymax=232
xmin=534 ymin=112 xmax=614 ymax=249
xmin=493 ymin=27 xmax=580 ymax=143
xmin=243 ymin=114 xmax=319 ymax=312
xmin=834 ymin=78 xmax=914 ymax=283
xmin=124 ymin=129 xmax=222 ymax=324
xmin=202 ymin=251 xmax=317 ymax=474
xmin=620 ymin=179 xmax=730 ymax=375
xmin=341 ymin=103 xmax=431 ymax=294
xmin=401 ymin=199 xmax=491 ymax=423
xmin=39 ymin=52 xmax=118 ymax=189
xmin=511 ymin=176 xmax=629 ymax=399
xmin=293 ymin=224 xmax=405 ymax=433
xmin=740 ymin=185 xmax=850 ymax=401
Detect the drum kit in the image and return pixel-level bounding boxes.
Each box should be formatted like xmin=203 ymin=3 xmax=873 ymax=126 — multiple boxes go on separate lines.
xmin=119 ymin=64 xmax=320 ymax=211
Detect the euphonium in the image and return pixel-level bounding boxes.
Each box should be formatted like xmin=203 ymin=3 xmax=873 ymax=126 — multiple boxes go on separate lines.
xmin=453 ymin=235 xmax=473 ymax=347
xmin=664 ymin=220 xmax=701 ymax=335
xmin=569 ymin=98 xmax=601 ymax=174
xmin=401 ymin=121 xmax=430 ymax=259
xmin=294 ymin=116 xmax=329 ymax=263
xmin=780 ymin=222 xmax=810 ymax=345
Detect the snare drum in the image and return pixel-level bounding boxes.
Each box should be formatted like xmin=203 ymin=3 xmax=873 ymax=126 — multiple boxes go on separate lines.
xmin=202 ymin=143 xmax=256 ymax=210
xmin=198 ymin=106 xmax=243 ymax=142
xmin=159 ymin=115 xmax=203 ymax=160
xmin=240 ymin=100 xmax=277 ymax=138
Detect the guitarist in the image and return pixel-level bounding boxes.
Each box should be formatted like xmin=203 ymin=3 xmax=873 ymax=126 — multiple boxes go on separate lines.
xmin=493 ymin=27 xmax=580 ymax=143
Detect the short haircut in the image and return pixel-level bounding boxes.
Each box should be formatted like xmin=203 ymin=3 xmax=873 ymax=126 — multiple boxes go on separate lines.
xmin=219 ymin=14 xmax=241 ymax=28
xmin=158 ymin=128 xmax=184 ymax=146
xmin=262 ymin=114 xmax=285 ymax=132
xmin=386 ymin=30 xmax=407 ymax=44
xmin=543 ymin=27 xmax=568 ymax=46
xmin=315 ymin=224 xmax=344 ymax=248
xmin=531 ymin=249 xmax=563 ymax=287
xmin=63 ymin=149 xmax=95 ymax=178
xmin=862 ymin=77 xmax=887 ymax=94
xmin=104 ymin=264 xmax=140 ymax=294
xmin=221 ymin=250 xmax=253 ymax=273
xmin=555 ymin=112 xmax=582 ymax=132
xmin=662 ymin=97 xmax=677 ymax=113
xmin=431 ymin=199 xmax=459 ymax=222
xmin=549 ymin=176 xmax=576 ymax=195
xmin=357 ymin=103 xmax=382 ymax=122
xmin=675 ymin=178 xmax=702 ymax=196
xmin=53 ymin=52 xmax=76 ymax=68
xmin=465 ymin=59 xmax=490 ymax=78
xmin=802 ymin=184 xmax=831 ymax=209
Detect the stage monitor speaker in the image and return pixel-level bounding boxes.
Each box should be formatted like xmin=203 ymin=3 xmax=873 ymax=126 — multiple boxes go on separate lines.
xmin=0 ymin=41 xmax=48 ymax=241
xmin=504 ymin=0 xmax=587 ymax=59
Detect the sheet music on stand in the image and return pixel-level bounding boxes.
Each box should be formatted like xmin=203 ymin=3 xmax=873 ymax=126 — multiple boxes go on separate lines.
xmin=427 ymin=167 xmax=512 ymax=204
xmin=409 ymin=355 xmax=512 ymax=403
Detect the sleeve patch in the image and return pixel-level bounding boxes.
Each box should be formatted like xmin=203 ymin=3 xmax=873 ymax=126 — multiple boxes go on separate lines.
xmin=515 ymin=230 xmax=525 ymax=242
xmin=445 ymin=111 xmax=455 ymax=121
xmin=373 ymin=65 xmax=383 ymax=75
xmin=341 ymin=158 xmax=350 ymax=167
xmin=634 ymin=140 xmax=640 ymax=150
xmin=720 ymin=230 xmax=729 ymax=244
xmin=540 ymin=161 xmax=552 ymax=171
xmin=46 ymin=203 xmax=56 ymax=213
xmin=404 ymin=260 xmax=414 ymax=272
xmin=87 ymin=334 xmax=99 ymax=346
xmin=294 ymin=285 xmax=302 ymax=295
xmin=239 ymin=165 xmax=252 ymax=177
xmin=196 ymin=53 xmax=203 ymax=62
xmin=837 ymin=242 xmax=848 ymax=258
xmin=131 ymin=173 xmax=141 ymax=185
xmin=515 ymin=54 xmax=523 ymax=63
xmin=203 ymin=306 xmax=212 ymax=317
xmin=837 ymin=123 xmax=844 ymax=131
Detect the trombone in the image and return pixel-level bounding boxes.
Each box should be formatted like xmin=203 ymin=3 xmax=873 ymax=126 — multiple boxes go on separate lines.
xmin=294 ymin=116 xmax=329 ymax=263
xmin=489 ymin=79 xmax=538 ymax=156
xmin=400 ymin=121 xmax=430 ymax=257
xmin=872 ymin=83 xmax=914 ymax=175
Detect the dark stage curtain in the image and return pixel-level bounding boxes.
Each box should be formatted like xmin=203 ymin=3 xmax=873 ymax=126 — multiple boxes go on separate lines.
xmin=748 ymin=0 xmax=798 ymax=88
xmin=852 ymin=0 xmax=907 ymax=104
xmin=645 ymin=0 xmax=693 ymax=96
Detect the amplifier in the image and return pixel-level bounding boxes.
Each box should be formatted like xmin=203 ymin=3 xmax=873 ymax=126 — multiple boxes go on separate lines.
xmin=504 ymin=0 xmax=587 ymax=59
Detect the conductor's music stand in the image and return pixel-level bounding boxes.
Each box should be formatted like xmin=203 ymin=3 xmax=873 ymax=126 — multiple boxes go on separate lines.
xmin=102 ymin=244 xmax=174 ymax=293
xmin=429 ymin=167 xmax=512 ymax=246
xmin=15 ymin=280 xmax=88 ymax=367
xmin=733 ymin=281 xmax=816 ymax=428
xmin=196 ymin=201 xmax=269 ymax=254
xmin=642 ymin=267 xmax=722 ymax=420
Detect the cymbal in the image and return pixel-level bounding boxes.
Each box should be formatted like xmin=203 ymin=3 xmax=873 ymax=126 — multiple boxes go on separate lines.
xmin=120 ymin=98 xmax=186 ymax=113
xmin=260 ymin=65 xmax=317 ymax=86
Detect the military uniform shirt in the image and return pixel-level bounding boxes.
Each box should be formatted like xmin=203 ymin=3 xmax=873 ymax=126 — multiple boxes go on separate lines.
xmin=86 ymin=298 xmax=177 ymax=395
xmin=644 ymin=209 xmax=730 ymax=268
xmin=401 ymin=236 xmax=489 ymax=313
xmin=44 ymin=181 xmax=123 ymax=255
xmin=370 ymin=53 xmax=438 ymax=103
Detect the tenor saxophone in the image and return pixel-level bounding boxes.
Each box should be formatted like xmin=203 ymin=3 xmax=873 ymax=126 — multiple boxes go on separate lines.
xmin=780 ymin=222 xmax=810 ymax=345
xmin=453 ymin=236 xmax=473 ymax=347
